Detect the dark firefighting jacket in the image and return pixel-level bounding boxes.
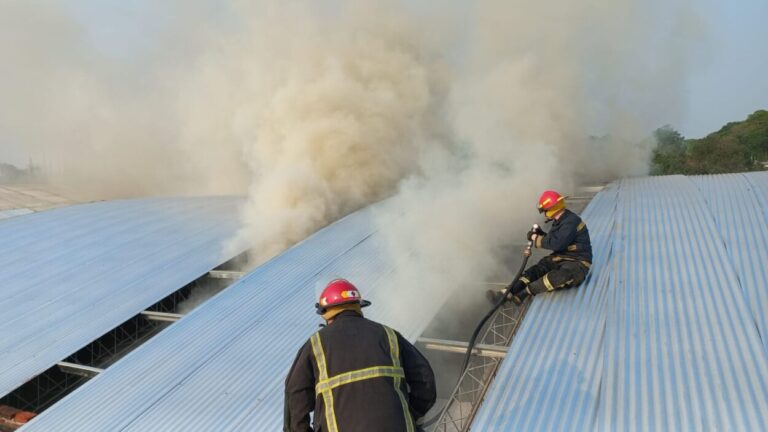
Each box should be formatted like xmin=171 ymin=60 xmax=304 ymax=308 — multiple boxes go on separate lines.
xmin=535 ymin=209 xmax=592 ymax=264
xmin=284 ymin=311 xmax=436 ymax=432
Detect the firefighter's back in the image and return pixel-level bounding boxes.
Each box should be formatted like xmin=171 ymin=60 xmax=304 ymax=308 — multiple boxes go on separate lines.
xmin=313 ymin=312 xmax=414 ymax=432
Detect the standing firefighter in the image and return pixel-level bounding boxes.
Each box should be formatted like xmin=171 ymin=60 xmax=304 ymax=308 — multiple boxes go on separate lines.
xmin=497 ymin=190 xmax=592 ymax=305
xmin=284 ymin=279 xmax=436 ymax=432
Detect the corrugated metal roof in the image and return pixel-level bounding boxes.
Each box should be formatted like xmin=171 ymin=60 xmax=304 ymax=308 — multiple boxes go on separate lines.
xmin=22 ymin=201 xmax=449 ymax=432
xmin=472 ymin=172 xmax=768 ymax=431
xmin=26 ymin=172 xmax=768 ymax=432
xmin=691 ymin=173 xmax=768 ymax=357
xmin=0 ymin=196 xmax=244 ymax=399
xmin=24 ymin=201 xmax=450 ymax=431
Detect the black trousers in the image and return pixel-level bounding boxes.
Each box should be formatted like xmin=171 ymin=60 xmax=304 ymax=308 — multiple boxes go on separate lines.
xmin=518 ymin=255 xmax=590 ymax=295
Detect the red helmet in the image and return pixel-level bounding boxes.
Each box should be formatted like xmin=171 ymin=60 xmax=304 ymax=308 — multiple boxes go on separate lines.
xmin=315 ymin=279 xmax=371 ymax=315
xmin=538 ymin=190 xmax=566 ymax=218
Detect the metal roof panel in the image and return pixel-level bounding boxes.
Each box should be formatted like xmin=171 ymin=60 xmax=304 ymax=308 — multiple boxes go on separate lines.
xmin=0 ymin=197 xmax=243 ymax=399
xmin=23 ymin=199 xmax=451 ymax=432
xmin=472 ymin=173 xmax=768 ymax=431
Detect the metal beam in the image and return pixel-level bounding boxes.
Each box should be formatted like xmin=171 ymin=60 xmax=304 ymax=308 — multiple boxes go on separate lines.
xmin=140 ymin=310 xmax=183 ymax=322
xmin=417 ymin=337 xmax=508 ymax=358
xmin=56 ymin=362 xmax=103 ymax=379
xmin=431 ymin=298 xmax=530 ymax=432
xmin=208 ymin=270 xmax=245 ymax=280
xmin=577 ymin=185 xmax=605 ymax=194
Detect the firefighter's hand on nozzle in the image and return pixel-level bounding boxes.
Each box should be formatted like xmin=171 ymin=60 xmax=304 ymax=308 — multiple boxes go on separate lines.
xmin=528 ymin=224 xmax=546 ymax=241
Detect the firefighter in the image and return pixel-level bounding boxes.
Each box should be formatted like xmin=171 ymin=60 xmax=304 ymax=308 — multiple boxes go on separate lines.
xmin=496 ymin=190 xmax=592 ymax=305
xmin=284 ymin=279 xmax=436 ymax=432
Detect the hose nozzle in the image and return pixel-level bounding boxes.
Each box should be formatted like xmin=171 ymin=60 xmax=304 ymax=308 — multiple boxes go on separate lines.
xmin=524 ymin=223 xmax=539 ymax=257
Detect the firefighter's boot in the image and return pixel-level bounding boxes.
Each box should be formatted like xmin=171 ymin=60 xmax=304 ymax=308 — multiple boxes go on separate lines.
xmin=486 ymin=279 xmax=529 ymax=306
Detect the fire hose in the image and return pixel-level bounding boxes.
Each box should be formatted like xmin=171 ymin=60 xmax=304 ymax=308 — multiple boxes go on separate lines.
xmin=419 ymin=224 xmax=537 ymax=428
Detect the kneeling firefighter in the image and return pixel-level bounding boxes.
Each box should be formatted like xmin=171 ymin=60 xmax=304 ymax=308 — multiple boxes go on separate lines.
xmin=284 ymin=279 xmax=436 ymax=432
xmin=500 ymin=190 xmax=592 ymax=305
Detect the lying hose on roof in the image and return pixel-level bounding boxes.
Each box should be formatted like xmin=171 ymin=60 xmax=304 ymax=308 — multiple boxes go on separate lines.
xmin=420 ymin=235 xmax=534 ymax=428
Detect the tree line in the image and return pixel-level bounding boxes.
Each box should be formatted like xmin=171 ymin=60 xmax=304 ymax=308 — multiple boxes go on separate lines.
xmin=651 ymin=109 xmax=768 ymax=175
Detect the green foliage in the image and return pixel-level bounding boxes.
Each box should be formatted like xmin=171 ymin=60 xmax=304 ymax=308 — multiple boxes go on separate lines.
xmin=650 ymin=110 xmax=767 ymax=175
xmin=650 ymin=126 xmax=687 ymax=175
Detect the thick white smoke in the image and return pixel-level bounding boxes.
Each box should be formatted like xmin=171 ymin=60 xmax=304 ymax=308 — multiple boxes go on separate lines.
xmin=371 ymin=0 xmax=705 ymax=327
xmin=1 ymin=0 xmax=704 ymax=327
xmin=183 ymin=2 xmax=450 ymax=261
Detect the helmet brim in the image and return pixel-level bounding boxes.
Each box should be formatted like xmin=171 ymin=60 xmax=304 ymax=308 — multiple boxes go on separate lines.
xmin=315 ymin=299 xmax=372 ymax=315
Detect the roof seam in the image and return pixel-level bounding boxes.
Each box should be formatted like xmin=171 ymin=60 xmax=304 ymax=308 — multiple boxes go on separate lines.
xmin=591 ymin=183 xmax=621 ymax=432
xmin=116 ymin=229 xmax=380 ymax=432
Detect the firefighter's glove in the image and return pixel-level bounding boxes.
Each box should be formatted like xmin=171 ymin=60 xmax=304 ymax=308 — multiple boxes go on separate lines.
xmin=527 ymin=227 xmax=547 ymax=241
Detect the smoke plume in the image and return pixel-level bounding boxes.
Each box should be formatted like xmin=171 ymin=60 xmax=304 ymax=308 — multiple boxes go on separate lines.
xmin=192 ymin=2 xmax=449 ymax=261
xmin=0 ymin=0 xmax=704 ymax=327
xmin=370 ymin=0 xmax=705 ymax=327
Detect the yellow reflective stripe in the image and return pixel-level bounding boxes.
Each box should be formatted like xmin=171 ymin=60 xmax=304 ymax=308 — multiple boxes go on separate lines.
xmin=581 ymin=260 xmax=592 ymax=268
xmin=542 ymin=274 xmax=556 ymax=292
xmin=567 ymin=244 xmax=578 ymax=251
xmin=310 ymin=334 xmax=328 ymax=380
xmin=383 ymin=326 xmax=415 ymax=432
xmin=577 ymin=222 xmax=586 ymax=231
xmin=310 ymin=333 xmax=339 ymax=432
xmin=519 ymin=276 xmax=531 ymax=285
xmin=535 ymin=236 xmax=543 ymax=248
xmin=315 ymin=366 xmax=405 ymax=395
xmin=384 ymin=326 xmax=401 ymax=367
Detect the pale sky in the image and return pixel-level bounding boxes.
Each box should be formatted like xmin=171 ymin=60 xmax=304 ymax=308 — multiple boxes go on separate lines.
xmin=680 ymin=0 xmax=768 ymax=137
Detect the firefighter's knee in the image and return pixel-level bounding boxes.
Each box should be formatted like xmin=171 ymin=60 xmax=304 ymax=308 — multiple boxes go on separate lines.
xmin=529 ymin=272 xmax=574 ymax=295
xmin=560 ymin=262 xmax=588 ymax=289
